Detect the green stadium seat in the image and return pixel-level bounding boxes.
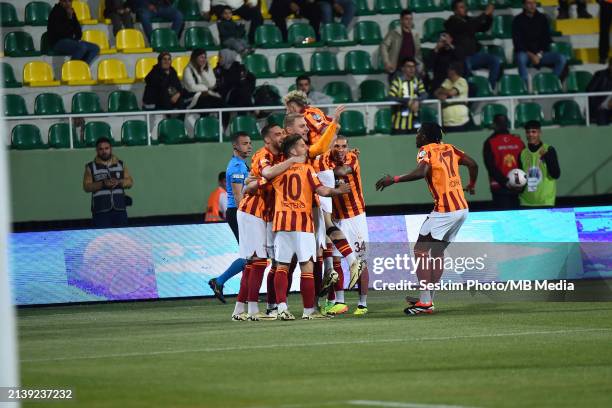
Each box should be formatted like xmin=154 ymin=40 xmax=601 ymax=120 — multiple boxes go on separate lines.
xmin=345 ymin=50 xmax=378 ymax=75
xmin=339 ymin=110 xmax=367 ymax=136
xmin=354 ymin=0 xmax=375 ymax=15
xmin=12 ymin=125 xmax=45 ymax=150
xmin=4 ymin=94 xmax=28 ymax=116
xmin=34 ymin=93 xmax=66 ymax=115
xmin=515 ymin=102 xmax=544 ymax=128
xmin=158 ymin=118 xmax=189 ymax=144
xmin=484 ymin=44 xmax=513 ymax=68
xmin=323 ymin=81 xmax=353 ymax=103
xmin=353 ymin=21 xmax=382 ymax=45
xmin=480 ymin=103 xmax=508 ymax=128
xmin=4 ymin=32 xmax=41 ymax=57
xmin=72 ymin=92 xmax=103 ymax=114
xmin=550 ymin=42 xmax=581 ymax=65
xmin=194 ymin=116 xmax=221 ymax=142
xmin=411 ymin=0 xmax=442 ymax=12
xmin=321 ymin=23 xmax=355 ymax=46
xmin=552 ymin=100 xmax=584 ymax=126
xmin=373 ymin=108 xmax=391 ymax=134
xmin=275 ymin=52 xmax=305 ymax=77
xmin=84 ymin=122 xmax=113 ymax=147
xmin=176 ymin=0 xmax=202 ymax=21
xmin=491 ymin=14 xmax=512 ymax=39
xmin=0 ymin=2 xmax=24 ymax=27
xmin=255 ymin=25 xmax=287 ymax=49
xmin=2 ymin=62 xmax=22 ymax=88
xmin=374 ymin=0 xmax=402 ymax=14
xmin=420 ymin=105 xmax=439 ymax=123
xmin=184 ymin=26 xmax=219 ymax=50
xmin=439 ymin=0 xmax=453 ymax=10
xmin=288 ymin=23 xmax=321 ymax=47
xmin=244 ymin=53 xmax=276 ymax=78
xmin=310 ymin=51 xmax=343 ymax=75
xmin=108 ymin=90 xmax=140 ymax=112
xmin=25 ymin=2 xmax=51 ymax=26
xmin=230 ymin=115 xmax=260 ymax=139
xmin=565 ymin=70 xmax=592 ymax=93
xmin=498 ymin=74 xmax=528 ymax=96
xmin=359 ymin=80 xmax=386 ymax=102
xmin=468 ymin=75 xmax=494 ymax=97
xmin=267 ymin=112 xmax=286 ymax=127
xmin=466 ymin=0 xmax=494 ymax=10
xmin=150 ymin=28 xmax=185 ymax=52
xmin=48 ymin=123 xmax=75 ymax=149
xmin=532 ymin=72 xmax=562 ymax=95
xmin=121 ymin=120 xmax=149 ymax=145
xmin=422 ymin=18 xmax=445 ymax=43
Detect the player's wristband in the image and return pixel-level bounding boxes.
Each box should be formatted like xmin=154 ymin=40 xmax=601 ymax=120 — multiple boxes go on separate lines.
xmin=393 ymin=176 xmax=401 ymax=184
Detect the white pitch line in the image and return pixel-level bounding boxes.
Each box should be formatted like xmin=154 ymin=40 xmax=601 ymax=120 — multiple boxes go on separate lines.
xmin=347 ymin=400 xmax=478 ymax=408
xmin=20 ymin=328 xmax=612 ymax=363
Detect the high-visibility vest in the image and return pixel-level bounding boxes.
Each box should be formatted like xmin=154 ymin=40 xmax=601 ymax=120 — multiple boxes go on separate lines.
xmin=205 ymin=187 xmax=225 ymax=222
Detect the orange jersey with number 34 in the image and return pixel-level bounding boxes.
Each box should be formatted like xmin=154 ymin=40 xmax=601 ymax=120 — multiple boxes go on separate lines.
xmin=417 ymin=143 xmax=468 ymax=213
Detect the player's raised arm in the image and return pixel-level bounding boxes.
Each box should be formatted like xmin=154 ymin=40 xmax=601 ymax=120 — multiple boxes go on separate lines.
xmin=375 ymin=161 xmax=430 ymax=191
xmin=261 ymin=156 xmax=300 ymax=180
xmin=315 ymin=182 xmax=351 ymax=197
xmin=308 ymin=105 xmax=345 ymax=158
xmin=459 ymin=152 xmax=478 ymax=195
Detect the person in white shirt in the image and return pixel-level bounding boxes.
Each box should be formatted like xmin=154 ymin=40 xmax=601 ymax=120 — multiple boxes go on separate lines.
xmin=182 ymin=48 xmax=224 ymax=110
xmin=434 ymin=61 xmax=470 ymax=132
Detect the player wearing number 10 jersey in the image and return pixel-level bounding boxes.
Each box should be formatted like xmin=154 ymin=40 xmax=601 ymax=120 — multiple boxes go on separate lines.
xmin=375 ymin=123 xmax=479 ymax=316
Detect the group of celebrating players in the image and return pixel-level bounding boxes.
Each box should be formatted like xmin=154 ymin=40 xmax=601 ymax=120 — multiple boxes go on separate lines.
xmin=208 ymin=89 xmax=479 ymax=320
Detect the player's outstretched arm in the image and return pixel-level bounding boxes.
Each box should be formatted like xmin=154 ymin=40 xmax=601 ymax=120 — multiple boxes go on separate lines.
xmin=459 ymin=153 xmax=479 ymax=195
xmin=316 ymin=182 xmax=351 ymax=197
xmin=261 ymin=156 xmax=300 ymax=180
xmin=375 ymin=161 xmax=430 ymax=191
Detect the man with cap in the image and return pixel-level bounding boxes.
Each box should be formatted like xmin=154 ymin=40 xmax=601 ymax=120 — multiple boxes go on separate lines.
xmin=518 ymin=121 xmax=560 ymax=208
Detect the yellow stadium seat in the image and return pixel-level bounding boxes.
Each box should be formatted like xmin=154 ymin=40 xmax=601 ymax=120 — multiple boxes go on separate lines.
xmin=97 ymin=59 xmax=135 ymax=84
xmin=172 ymin=55 xmax=190 ymax=80
xmin=23 ymin=61 xmax=60 ymax=87
xmin=72 ymin=1 xmax=98 ymax=25
xmin=116 ymin=29 xmax=153 ymax=53
xmin=261 ymin=0 xmax=271 ymax=19
xmin=135 ymin=57 xmax=157 ymax=81
xmin=82 ymin=30 xmax=117 ymax=54
xmin=61 ymin=60 xmax=97 ymax=85
xmin=209 ymin=54 xmax=219 ymax=69
xmin=97 ymin=1 xmax=111 ymax=24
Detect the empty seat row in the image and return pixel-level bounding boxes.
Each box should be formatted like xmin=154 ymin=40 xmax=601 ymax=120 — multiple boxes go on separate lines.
xmin=255 ymin=22 xmax=382 ymax=48
xmin=468 ymin=71 xmax=594 ymax=97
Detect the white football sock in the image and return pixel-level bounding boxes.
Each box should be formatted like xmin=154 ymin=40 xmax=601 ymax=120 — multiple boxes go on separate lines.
xmin=324 ymin=256 xmax=334 ymax=271
xmin=278 ymin=302 xmax=288 ymax=313
xmin=430 ymin=290 xmax=435 ymax=302
xmin=303 ymin=307 xmax=315 ymax=315
xmin=419 ymin=290 xmax=432 ymax=304
xmin=267 ymin=303 xmax=277 ymax=310
xmin=233 ymin=302 xmax=246 ymax=315
xmin=335 ymin=290 xmax=345 ymax=303
xmin=247 ymin=301 xmax=259 ymax=315
xmin=358 ymin=294 xmax=367 ymax=307
xmin=346 ymin=252 xmax=357 ymax=265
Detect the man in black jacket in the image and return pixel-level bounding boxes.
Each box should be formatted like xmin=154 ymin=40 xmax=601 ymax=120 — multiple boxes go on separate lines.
xmin=445 ymin=0 xmax=501 ymax=88
xmin=425 ymin=31 xmax=460 ymax=93
xmin=143 ymin=52 xmax=186 ymax=110
xmin=513 ymin=0 xmax=568 ymax=85
xmin=586 ymin=58 xmax=612 ymax=125
xmin=47 ymin=0 xmax=100 ymax=64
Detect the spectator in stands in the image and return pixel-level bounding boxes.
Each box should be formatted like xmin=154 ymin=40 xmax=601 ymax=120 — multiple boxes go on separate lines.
xmin=558 ymin=0 xmax=592 ymax=19
xmin=434 ymin=61 xmax=470 ymax=132
xmin=128 ymin=0 xmax=184 ymax=42
xmin=319 ymin=0 xmax=355 ymax=28
xmin=217 ymin=6 xmax=253 ymax=56
xmin=205 ymin=172 xmax=228 ymax=222
xmin=586 ymin=58 xmax=612 ymax=125
xmin=388 ymin=58 xmax=427 ymax=135
xmin=47 ymin=0 xmax=100 ymax=65
xmin=599 ymin=0 xmax=612 ymax=64
xmin=201 ymin=0 xmax=263 ymax=45
xmin=518 ymin=121 xmax=560 ymax=208
xmin=270 ymin=0 xmax=322 ymax=42
xmin=143 ymin=52 xmax=186 ymax=110
xmin=445 ymin=0 xmax=500 ymax=89
xmin=105 ymin=0 xmax=134 ymax=36
xmin=381 ymin=9 xmax=422 ymax=81
xmin=425 ymin=31 xmax=460 ymax=94
xmin=513 ymin=0 xmax=568 ymax=85
xmin=214 ymin=49 xmax=256 ymax=107
xmin=296 ymin=75 xmax=332 ymax=105
xmin=83 ymin=137 xmax=134 ymax=228
xmin=483 ymin=114 xmax=525 ymax=209
xmin=183 ymin=49 xmax=224 ymax=110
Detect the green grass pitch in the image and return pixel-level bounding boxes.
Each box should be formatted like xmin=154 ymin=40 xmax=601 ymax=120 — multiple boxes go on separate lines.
xmin=17 ymin=291 xmax=612 ymax=408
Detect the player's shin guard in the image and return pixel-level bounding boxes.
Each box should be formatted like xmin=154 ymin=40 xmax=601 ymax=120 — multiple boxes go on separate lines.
xmin=237 ymin=260 xmax=252 ymax=304
xmin=332 ymin=259 xmax=345 ymax=303
xmin=323 ymin=242 xmax=334 ymax=271
xmin=266 ymin=264 xmax=277 ymax=308
xmin=300 ymin=272 xmax=315 ymax=309
xmin=275 ymin=265 xmax=289 ymax=306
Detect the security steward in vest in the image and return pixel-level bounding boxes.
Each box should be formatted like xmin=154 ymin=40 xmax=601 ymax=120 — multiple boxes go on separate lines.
xmin=83 ymin=137 xmax=134 ymax=227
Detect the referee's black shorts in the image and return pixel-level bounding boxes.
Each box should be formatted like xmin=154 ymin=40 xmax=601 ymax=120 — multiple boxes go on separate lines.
xmin=226 ymin=207 xmax=239 ymax=242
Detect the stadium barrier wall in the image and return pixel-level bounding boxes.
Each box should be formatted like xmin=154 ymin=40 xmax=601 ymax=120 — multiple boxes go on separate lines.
xmin=8 ymin=125 xmax=612 ymax=223
xmin=8 ymin=205 xmax=612 ymax=306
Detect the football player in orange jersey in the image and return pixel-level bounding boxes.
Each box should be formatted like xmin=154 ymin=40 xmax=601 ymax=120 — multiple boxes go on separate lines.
xmin=284 ymin=90 xmax=332 ymax=147
xmin=376 ymin=123 xmax=478 ymax=315
xmin=271 ymin=134 xmax=351 ymax=320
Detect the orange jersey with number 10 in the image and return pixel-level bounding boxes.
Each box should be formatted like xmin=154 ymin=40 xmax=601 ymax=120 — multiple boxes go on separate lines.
xmin=272 ymin=163 xmax=322 ymax=233
xmin=417 ymin=143 xmax=469 ymax=213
